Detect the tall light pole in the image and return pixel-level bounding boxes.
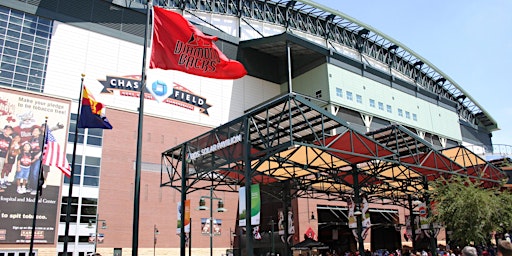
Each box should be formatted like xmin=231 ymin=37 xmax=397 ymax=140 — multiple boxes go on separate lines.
xmin=198 ymin=186 xmax=226 ymax=256
xmin=88 ymin=215 xmax=107 ymax=254
xmin=154 ymin=224 xmax=159 ymax=256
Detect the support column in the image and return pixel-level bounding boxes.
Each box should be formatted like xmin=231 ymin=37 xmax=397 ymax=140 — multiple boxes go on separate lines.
xmin=408 ymin=194 xmax=417 ymax=251
xmin=352 ymin=165 xmax=365 ymax=256
xmin=243 ymin=116 xmax=254 ymax=256
xmin=180 ymin=144 xmax=188 ymax=256
xmin=423 ymin=177 xmax=437 ymax=256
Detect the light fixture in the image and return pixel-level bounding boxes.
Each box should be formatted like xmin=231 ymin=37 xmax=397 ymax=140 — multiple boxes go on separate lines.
xmin=88 ymin=219 xmax=93 ymax=228
xmin=354 ymin=208 xmax=362 ymax=216
xmin=101 ymin=221 xmax=107 ymax=229
xmin=217 ymin=199 xmax=227 ymax=212
xmin=310 ymin=212 xmax=315 ymax=220
xmin=198 ymin=197 xmax=208 ymax=211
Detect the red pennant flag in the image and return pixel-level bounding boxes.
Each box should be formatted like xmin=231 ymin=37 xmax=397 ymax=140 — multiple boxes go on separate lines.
xmin=150 ymin=6 xmax=247 ymax=80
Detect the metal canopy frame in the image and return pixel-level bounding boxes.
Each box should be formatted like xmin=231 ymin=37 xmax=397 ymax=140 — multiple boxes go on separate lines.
xmin=161 ymin=92 xmax=506 ymax=201
xmin=162 ymin=93 xmax=505 ymax=256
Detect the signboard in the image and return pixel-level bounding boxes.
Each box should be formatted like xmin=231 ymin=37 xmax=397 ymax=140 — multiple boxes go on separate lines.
xmin=0 ymin=88 xmax=70 ymax=244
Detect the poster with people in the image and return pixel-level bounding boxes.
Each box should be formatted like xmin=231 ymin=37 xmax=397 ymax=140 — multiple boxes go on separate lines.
xmin=0 ymin=88 xmax=71 ymax=244
xmin=201 ymin=218 xmax=222 ymax=236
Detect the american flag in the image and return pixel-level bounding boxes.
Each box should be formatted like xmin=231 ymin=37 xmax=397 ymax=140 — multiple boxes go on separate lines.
xmin=42 ymin=128 xmax=71 ymax=177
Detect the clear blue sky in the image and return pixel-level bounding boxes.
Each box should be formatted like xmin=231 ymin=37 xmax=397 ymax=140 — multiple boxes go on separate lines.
xmin=314 ymin=0 xmax=512 ymax=148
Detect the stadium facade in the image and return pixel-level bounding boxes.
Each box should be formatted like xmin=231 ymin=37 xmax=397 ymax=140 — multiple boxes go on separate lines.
xmin=0 ymin=0 xmax=507 ymax=256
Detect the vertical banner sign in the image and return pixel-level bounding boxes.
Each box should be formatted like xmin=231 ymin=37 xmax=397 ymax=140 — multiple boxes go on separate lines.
xmin=0 ymin=88 xmax=70 ymax=244
xmin=347 ymin=197 xmax=356 ymax=229
xmin=238 ymin=184 xmax=261 ymax=227
xmin=418 ymin=202 xmax=429 ymax=229
xmin=201 ymin=218 xmax=222 ymax=236
xmin=176 ymin=200 xmax=190 ymax=234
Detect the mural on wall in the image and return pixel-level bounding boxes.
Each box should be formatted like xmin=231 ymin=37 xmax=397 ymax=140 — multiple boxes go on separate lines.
xmin=0 ymin=88 xmax=70 ymax=244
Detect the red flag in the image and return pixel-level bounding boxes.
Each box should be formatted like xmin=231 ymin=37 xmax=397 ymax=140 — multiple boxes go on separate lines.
xmin=150 ymin=6 xmax=247 ymax=79
xmin=42 ymin=128 xmax=71 ymax=177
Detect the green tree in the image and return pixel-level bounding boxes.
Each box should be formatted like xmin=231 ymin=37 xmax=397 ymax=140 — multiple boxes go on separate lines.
xmin=428 ymin=176 xmax=512 ymax=246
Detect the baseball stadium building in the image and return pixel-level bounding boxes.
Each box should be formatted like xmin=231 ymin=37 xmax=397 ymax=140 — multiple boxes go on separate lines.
xmin=0 ymin=0 xmax=509 ymax=256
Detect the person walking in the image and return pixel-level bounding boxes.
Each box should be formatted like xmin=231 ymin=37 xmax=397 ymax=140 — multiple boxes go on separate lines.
xmin=498 ymin=239 xmax=512 ymax=256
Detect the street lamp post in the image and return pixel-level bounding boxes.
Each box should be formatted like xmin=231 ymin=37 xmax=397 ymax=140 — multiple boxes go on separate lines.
xmin=88 ymin=215 xmax=107 ymax=254
xmin=198 ymin=186 xmax=226 ymax=256
xmin=154 ymin=225 xmax=159 ymax=256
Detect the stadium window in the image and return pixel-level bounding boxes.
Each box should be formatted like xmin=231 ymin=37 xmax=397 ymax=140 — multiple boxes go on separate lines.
xmin=369 ymin=99 xmax=375 ymax=108
xmin=0 ymin=7 xmax=52 ymax=92
xmin=386 ymin=105 xmax=392 ymax=113
xmin=398 ymin=108 xmax=403 ymax=117
xmin=336 ymin=87 xmax=343 ymax=97
xmin=378 ymin=102 xmax=384 ymax=110
xmin=413 ymin=113 xmax=417 ymax=121
xmin=346 ymin=91 xmax=353 ymax=101
xmin=356 ymin=94 xmax=362 ymax=104
xmin=405 ymin=111 xmax=410 ymax=119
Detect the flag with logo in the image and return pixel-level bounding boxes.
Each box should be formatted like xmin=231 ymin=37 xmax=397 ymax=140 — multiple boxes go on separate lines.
xmin=149 ymin=6 xmax=247 ymax=80
xmin=78 ymin=86 xmax=113 ymax=129
xmin=42 ymin=128 xmax=71 ymax=177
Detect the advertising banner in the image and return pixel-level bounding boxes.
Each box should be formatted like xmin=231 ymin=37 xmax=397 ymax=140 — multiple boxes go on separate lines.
xmin=238 ymin=184 xmax=261 ymax=227
xmin=0 ymin=88 xmax=70 ymax=244
xmin=176 ymin=199 xmax=190 ymax=234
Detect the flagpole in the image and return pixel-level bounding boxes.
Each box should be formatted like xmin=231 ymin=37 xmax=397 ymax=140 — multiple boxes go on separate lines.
xmin=29 ymin=118 xmax=49 ymax=256
xmin=62 ymin=74 xmax=86 ymax=255
xmin=133 ymin=1 xmax=152 ymax=255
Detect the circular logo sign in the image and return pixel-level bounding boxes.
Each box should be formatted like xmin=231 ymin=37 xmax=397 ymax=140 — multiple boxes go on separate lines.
xmin=418 ymin=205 xmax=427 ymax=218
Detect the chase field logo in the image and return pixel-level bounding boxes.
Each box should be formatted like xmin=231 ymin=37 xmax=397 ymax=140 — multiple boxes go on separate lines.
xmin=98 ymin=75 xmax=212 ymax=115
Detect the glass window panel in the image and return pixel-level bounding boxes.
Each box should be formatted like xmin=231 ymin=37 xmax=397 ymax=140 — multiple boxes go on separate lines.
xmin=19 ymin=43 xmax=31 ymax=52
xmin=21 ymin=34 xmax=34 ymax=43
xmin=61 ymin=196 xmax=79 ymax=204
xmin=3 ymin=47 xmax=17 ymax=56
xmin=4 ymin=39 xmax=18 ymax=49
xmin=78 ymin=236 xmax=91 ymax=243
xmin=6 ymin=29 xmax=20 ymax=38
xmin=30 ymin=61 xmax=44 ymax=69
xmin=58 ymin=236 xmax=76 ymax=242
xmin=31 ymin=54 xmax=45 ymax=63
xmin=28 ymin=76 xmax=41 ymax=84
xmin=85 ymin=157 xmax=101 ymax=166
xmin=8 ymin=23 xmax=21 ymax=31
xmin=15 ymin=65 xmax=28 ymax=73
xmin=87 ymin=137 xmax=102 ymax=146
xmin=82 ymin=198 xmax=98 ymax=205
xmin=1 ymin=63 xmax=15 ymax=71
xmin=9 ymin=16 xmax=23 ymax=25
xmin=59 ymin=215 xmax=77 ymax=223
xmin=84 ymin=166 xmax=100 ymax=176
xmin=0 ymin=71 xmax=13 ymax=79
xmin=84 ymin=177 xmax=99 ymax=187
xmin=60 ymin=205 xmax=78 ymax=214
xmin=2 ymin=55 xmax=16 ymax=64
xmin=88 ymin=128 xmax=103 ymax=136
xmin=14 ymin=73 xmax=28 ymax=82
xmin=34 ymin=36 xmax=48 ymax=45
xmin=17 ymin=58 xmax=30 ymax=67
xmin=80 ymin=205 xmax=97 ymax=215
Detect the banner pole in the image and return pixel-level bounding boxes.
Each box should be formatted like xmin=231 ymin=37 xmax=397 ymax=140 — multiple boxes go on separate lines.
xmin=28 ymin=118 xmax=48 ymax=256
xmin=62 ymin=74 xmax=85 ymax=255
xmin=132 ymin=1 xmax=152 ymax=255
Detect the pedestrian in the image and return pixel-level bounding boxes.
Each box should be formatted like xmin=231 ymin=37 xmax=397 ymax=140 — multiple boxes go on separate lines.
xmin=461 ymin=246 xmax=477 ymax=256
xmin=498 ymin=239 xmax=512 ymax=256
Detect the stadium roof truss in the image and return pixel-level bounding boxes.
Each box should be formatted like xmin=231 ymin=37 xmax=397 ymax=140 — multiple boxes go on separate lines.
xmin=152 ymin=0 xmax=498 ymax=131
xmin=161 ymin=93 xmax=506 ymax=204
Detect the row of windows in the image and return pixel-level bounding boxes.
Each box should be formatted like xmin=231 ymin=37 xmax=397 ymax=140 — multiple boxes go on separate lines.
xmin=59 ymin=197 xmax=98 ymax=223
xmin=0 ymin=6 xmax=52 ymax=93
xmin=336 ymin=87 xmax=418 ymax=121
